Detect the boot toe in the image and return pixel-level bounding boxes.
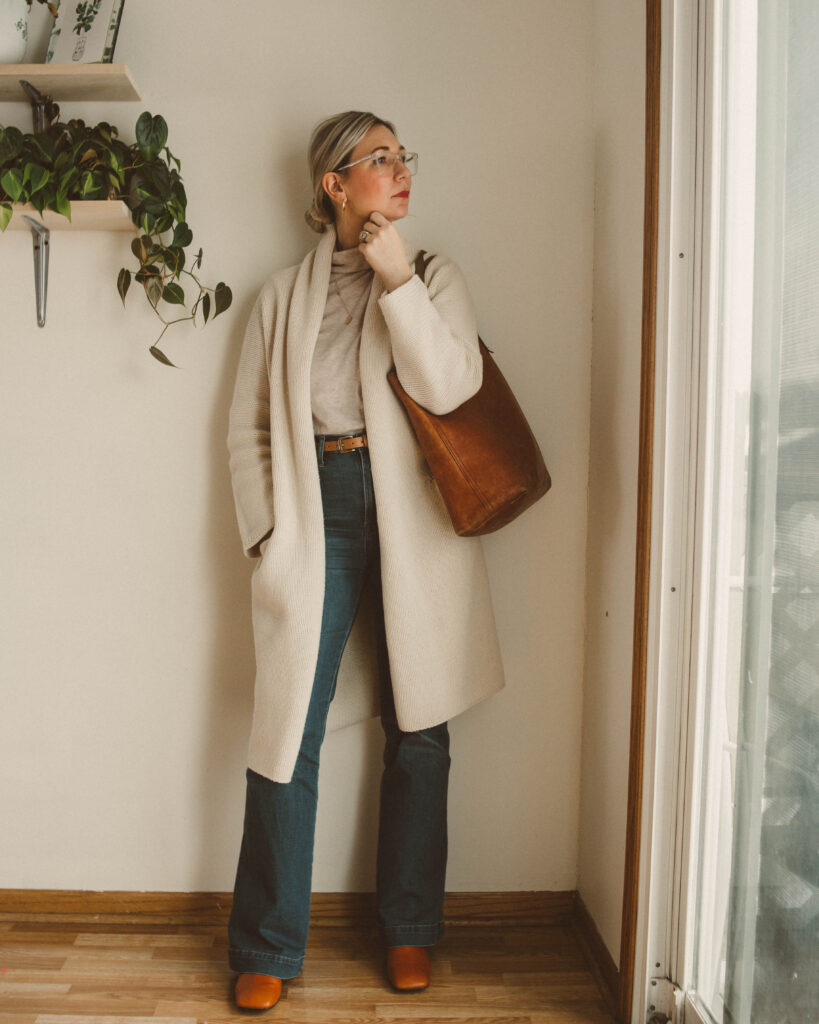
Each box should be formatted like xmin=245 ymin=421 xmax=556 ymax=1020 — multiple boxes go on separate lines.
xmin=386 ymin=945 xmax=431 ymax=991
xmin=234 ymin=972 xmax=283 ymax=1011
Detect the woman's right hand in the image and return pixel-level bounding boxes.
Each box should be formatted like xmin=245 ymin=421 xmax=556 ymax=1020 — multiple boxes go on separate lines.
xmin=358 ymin=212 xmax=414 ymax=292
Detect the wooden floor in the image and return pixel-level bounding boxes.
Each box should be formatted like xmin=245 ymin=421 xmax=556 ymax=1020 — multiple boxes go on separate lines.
xmin=0 ymin=913 xmax=616 ymax=1023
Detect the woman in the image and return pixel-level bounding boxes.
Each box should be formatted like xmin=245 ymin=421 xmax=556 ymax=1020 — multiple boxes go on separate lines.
xmin=226 ymin=111 xmax=505 ymax=1012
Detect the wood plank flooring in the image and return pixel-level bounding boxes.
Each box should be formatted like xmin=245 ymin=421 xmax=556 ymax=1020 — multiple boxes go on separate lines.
xmin=0 ymin=915 xmax=616 ymax=1023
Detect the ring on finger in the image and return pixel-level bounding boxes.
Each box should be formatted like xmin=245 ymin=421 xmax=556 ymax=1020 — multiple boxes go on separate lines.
xmin=360 ymin=230 xmax=370 ymax=242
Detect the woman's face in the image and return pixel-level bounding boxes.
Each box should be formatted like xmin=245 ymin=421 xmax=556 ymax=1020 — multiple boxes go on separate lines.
xmin=330 ymin=124 xmax=412 ymax=224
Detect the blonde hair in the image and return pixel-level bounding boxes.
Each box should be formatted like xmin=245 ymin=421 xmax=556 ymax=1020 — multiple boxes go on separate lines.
xmin=304 ymin=110 xmax=397 ymax=233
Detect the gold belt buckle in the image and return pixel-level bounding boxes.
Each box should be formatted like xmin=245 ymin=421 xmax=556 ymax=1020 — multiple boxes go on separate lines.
xmin=335 ymin=434 xmax=357 ymax=453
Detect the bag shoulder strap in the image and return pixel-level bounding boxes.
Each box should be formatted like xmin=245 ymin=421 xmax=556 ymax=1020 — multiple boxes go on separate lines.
xmin=414 ymin=249 xmax=435 ymax=281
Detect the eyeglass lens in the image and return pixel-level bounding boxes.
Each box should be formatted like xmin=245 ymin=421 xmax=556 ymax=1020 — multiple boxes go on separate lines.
xmin=375 ymin=152 xmax=418 ymax=176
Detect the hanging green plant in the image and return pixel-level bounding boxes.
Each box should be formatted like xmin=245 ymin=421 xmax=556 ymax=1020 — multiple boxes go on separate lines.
xmin=0 ymin=107 xmax=232 ymax=366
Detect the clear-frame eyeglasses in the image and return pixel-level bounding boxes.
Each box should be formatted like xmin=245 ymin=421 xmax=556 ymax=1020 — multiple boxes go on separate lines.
xmin=335 ymin=151 xmax=419 ymax=177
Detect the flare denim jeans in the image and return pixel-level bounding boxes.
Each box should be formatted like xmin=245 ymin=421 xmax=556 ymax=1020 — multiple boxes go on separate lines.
xmin=228 ymin=432 xmax=450 ymax=979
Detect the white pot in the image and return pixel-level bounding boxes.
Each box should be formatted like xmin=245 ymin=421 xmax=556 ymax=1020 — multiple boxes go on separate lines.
xmin=0 ymin=0 xmax=30 ymax=63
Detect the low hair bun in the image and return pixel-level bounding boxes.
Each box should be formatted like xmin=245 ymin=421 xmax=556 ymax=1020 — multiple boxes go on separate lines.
xmin=304 ymin=203 xmax=329 ymax=234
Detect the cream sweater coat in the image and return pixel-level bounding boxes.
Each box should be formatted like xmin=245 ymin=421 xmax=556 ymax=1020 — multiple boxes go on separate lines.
xmin=228 ymin=226 xmax=506 ymax=783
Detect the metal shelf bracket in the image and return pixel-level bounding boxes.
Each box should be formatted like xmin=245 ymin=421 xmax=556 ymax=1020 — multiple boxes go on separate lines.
xmin=20 ymin=78 xmax=51 ymax=133
xmin=23 ymin=216 xmax=50 ymax=328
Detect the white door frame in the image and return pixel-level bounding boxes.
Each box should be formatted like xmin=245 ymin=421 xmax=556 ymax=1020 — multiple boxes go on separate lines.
xmin=630 ymin=0 xmax=717 ymax=1020
xmin=629 ymin=0 xmax=770 ymax=1020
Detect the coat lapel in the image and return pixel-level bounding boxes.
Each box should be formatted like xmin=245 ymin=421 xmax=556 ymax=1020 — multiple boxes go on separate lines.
xmin=286 ymin=228 xmax=337 ymax=449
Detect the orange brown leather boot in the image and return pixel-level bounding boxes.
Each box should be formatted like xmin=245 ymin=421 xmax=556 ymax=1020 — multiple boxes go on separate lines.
xmin=234 ymin=972 xmax=283 ymax=1011
xmin=386 ymin=945 xmax=431 ymax=991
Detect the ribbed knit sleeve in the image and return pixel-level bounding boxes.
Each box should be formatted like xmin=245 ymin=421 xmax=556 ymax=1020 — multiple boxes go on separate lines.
xmin=377 ymin=257 xmax=482 ymax=415
xmin=227 ymin=289 xmax=275 ymax=558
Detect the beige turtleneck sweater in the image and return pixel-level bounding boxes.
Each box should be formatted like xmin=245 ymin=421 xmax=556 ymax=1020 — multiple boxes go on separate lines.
xmin=310 ymin=247 xmax=374 ymax=434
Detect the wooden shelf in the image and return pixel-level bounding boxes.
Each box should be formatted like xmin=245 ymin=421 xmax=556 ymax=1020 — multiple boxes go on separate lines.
xmin=6 ymin=200 xmax=134 ymax=231
xmin=0 ymin=63 xmax=141 ymax=102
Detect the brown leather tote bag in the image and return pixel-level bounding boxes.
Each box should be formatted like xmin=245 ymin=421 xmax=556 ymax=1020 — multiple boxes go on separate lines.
xmin=387 ymin=251 xmax=551 ymax=536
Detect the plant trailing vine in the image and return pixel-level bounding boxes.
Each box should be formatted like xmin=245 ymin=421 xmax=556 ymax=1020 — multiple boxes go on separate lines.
xmin=0 ymin=105 xmax=232 ymax=366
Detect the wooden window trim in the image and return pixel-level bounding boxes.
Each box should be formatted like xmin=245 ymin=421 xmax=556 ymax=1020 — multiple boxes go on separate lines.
xmin=618 ymin=2 xmax=662 ymax=1021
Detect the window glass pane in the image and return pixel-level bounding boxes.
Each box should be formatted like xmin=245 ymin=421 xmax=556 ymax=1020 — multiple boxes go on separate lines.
xmin=693 ymin=2 xmax=819 ymax=1022
xmin=727 ymin=1 xmax=819 ymax=1020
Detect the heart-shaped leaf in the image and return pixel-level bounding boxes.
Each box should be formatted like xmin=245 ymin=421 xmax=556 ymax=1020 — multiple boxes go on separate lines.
xmin=0 ymin=126 xmax=23 ymax=164
xmin=162 ymin=282 xmax=185 ymax=306
xmin=1 ymin=168 xmax=24 ymax=202
xmin=145 ymin=276 xmax=163 ymax=309
xmin=171 ymin=180 xmax=187 ymax=210
xmin=131 ymin=234 xmax=152 ymax=262
xmin=117 ymin=267 xmax=131 ymax=305
xmin=136 ymin=112 xmax=168 ymax=162
xmin=26 ymin=164 xmax=50 ymax=196
xmin=31 ymin=193 xmax=45 ymax=215
xmin=213 ymin=282 xmax=232 ymax=317
xmin=55 ymin=193 xmax=72 ymax=220
xmin=172 ymin=221 xmax=193 ymax=248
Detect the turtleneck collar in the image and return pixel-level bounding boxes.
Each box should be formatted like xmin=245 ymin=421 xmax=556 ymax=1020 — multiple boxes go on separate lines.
xmin=332 ymin=246 xmax=371 ymax=269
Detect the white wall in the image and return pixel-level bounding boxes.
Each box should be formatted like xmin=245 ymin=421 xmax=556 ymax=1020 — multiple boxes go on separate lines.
xmin=0 ymin=1 xmax=594 ymax=893
xmin=578 ymin=0 xmax=647 ymax=962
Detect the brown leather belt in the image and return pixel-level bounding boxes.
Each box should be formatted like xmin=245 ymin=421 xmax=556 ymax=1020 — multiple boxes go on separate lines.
xmin=319 ymin=433 xmax=368 ymax=454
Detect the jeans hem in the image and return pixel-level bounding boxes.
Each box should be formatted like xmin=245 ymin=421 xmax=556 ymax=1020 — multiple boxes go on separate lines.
xmin=228 ymin=947 xmax=304 ymax=980
xmin=381 ymin=920 xmax=445 ymax=947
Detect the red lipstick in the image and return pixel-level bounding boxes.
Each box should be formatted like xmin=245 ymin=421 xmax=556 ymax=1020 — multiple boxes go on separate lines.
xmin=394 ymin=190 xmax=410 ymax=198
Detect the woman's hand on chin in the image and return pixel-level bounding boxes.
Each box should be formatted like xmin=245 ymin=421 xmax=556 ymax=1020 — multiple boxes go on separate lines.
xmin=358 ymin=212 xmax=414 ymax=292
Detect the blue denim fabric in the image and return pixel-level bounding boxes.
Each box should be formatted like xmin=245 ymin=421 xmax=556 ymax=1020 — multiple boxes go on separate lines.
xmin=228 ymin=432 xmax=450 ymax=979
